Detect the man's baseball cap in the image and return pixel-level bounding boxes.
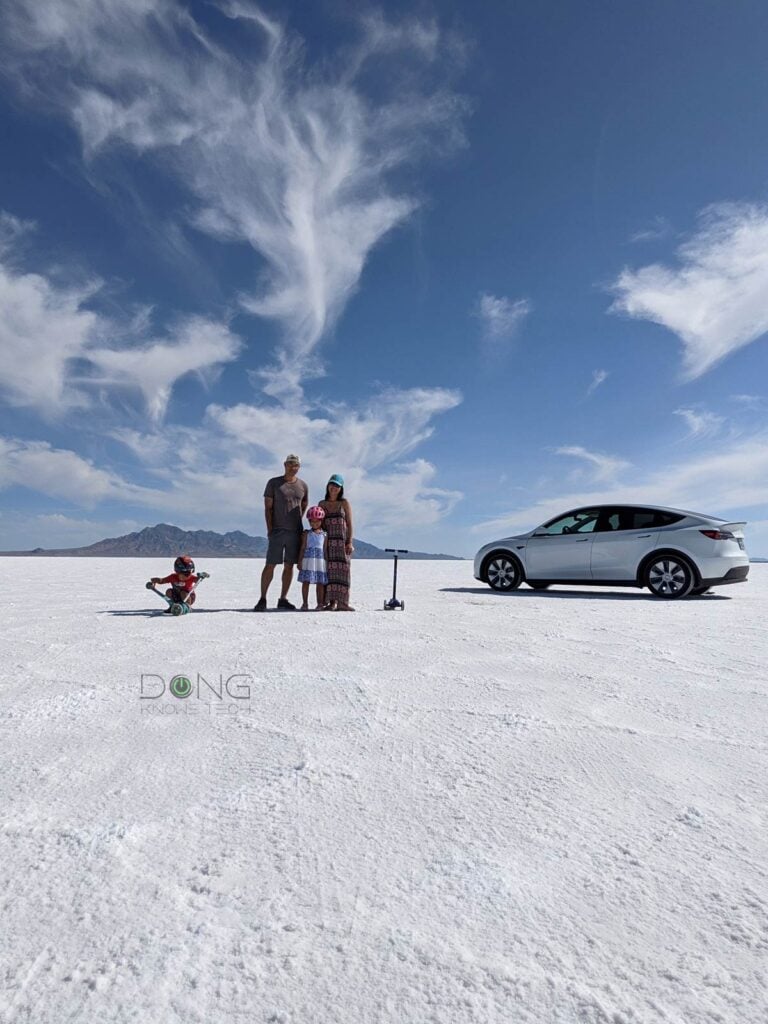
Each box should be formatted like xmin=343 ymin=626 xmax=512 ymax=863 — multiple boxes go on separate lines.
xmin=284 ymin=454 xmax=301 ymax=464
xmin=327 ymin=473 xmax=344 ymax=487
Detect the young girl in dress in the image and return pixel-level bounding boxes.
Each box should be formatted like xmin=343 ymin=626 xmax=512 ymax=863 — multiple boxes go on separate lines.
xmin=297 ymin=506 xmax=328 ymax=610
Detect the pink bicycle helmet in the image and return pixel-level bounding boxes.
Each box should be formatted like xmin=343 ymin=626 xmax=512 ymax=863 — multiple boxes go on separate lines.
xmin=307 ymin=505 xmax=326 ymax=521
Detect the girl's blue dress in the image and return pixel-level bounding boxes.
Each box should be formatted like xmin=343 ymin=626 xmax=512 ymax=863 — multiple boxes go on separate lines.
xmin=298 ymin=529 xmax=328 ymax=584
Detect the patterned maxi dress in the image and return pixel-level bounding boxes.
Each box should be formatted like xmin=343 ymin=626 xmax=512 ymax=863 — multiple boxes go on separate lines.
xmin=323 ymin=505 xmax=350 ymax=606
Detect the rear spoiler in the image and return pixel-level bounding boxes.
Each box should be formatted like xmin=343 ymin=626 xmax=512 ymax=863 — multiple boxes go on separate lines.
xmin=720 ymin=522 xmax=747 ymax=533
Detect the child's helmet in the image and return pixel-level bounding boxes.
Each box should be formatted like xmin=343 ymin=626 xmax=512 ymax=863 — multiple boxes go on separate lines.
xmin=174 ymin=555 xmax=195 ymax=574
xmin=307 ymin=505 xmax=326 ymax=521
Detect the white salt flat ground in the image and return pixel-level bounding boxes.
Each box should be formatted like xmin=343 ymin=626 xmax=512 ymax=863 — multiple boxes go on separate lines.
xmin=0 ymin=557 xmax=766 ymax=1024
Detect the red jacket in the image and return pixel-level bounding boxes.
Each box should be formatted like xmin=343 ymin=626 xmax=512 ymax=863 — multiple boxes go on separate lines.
xmin=158 ymin=572 xmax=198 ymax=592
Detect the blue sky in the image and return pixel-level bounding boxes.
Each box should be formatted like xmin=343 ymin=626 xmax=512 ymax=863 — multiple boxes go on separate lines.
xmin=1 ymin=0 xmax=767 ymax=557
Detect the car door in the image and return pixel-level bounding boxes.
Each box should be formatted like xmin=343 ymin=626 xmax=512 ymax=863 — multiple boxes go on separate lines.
xmin=590 ymin=507 xmax=660 ymax=580
xmin=525 ymin=508 xmax=600 ymax=580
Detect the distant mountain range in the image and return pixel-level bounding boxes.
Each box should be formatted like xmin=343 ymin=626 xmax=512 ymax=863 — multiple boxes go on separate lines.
xmin=0 ymin=523 xmax=463 ymax=560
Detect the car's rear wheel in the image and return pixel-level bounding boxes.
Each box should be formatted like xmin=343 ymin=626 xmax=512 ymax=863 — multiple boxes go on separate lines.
xmin=527 ymin=582 xmax=550 ymax=591
xmin=483 ymin=552 xmax=523 ymax=591
xmin=645 ymin=555 xmax=695 ymax=599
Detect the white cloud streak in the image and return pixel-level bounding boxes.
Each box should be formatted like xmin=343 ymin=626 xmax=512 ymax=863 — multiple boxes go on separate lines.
xmin=629 ymin=216 xmax=670 ymax=244
xmin=0 ymin=437 xmax=165 ymax=506
xmin=0 ymin=211 xmax=36 ymax=251
xmin=0 ymin=234 xmax=241 ymax=419
xmin=102 ymin=386 xmax=463 ymax=536
xmin=0 ymin=259 xmax=99 ymax=412
xmin=475 ymin=294 xmax=531 ymax=343
xmin=475 ymin=433 xmax=768 ymax=536
xmin=3 ymin=0 xmax=466 ymax=401
xmin=1 ymin=5 xmax=466 ymax=536
xmin=610 ymin=202 xmax=768 ymax=379
xmin=209 ymin=387 xmax=461 ymax=469
xmin=553 ymin=445 xmax=631 ymax=482
xmin=205 ymin=387 xmax=464 ymax=535
xmin=730 ymin=393 xmax=764 ymax=408
xmin=673 ymin=407 xmax=725 ymax=440
xmin=586 ymin=369 xmax=608 ymax=396
xmin=86 ymin=318 xmax=241 ymax=421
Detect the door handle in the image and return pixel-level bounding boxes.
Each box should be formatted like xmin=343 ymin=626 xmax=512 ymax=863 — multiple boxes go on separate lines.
xmin=637 ymin=534 xmax=651 ymax=538
xmin=575 ymin=538 xmax=589 ymax=542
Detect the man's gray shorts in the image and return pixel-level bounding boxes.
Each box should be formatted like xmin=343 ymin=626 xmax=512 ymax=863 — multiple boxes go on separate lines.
xmin=266 ymin=528 xmax=302 ymax=566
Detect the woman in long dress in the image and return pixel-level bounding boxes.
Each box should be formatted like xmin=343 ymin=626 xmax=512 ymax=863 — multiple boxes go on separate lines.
xmin=319 ymin=474 xmax=354 ymax=611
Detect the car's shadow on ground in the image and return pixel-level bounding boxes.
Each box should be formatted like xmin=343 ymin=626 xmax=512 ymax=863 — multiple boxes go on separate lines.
xmin=103 ymin=608 xmax=263 ymax=616
xmin=440 ymin=587 xmax=730 ymax=601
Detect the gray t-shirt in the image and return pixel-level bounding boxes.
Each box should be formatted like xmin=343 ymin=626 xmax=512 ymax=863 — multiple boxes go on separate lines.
xmin=264 ymin=476 xmax=308 ymax=533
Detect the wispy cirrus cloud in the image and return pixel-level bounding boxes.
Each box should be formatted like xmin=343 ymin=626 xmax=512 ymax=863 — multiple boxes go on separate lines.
xmin=3 ymin=0 xmax=466 ymax=402
xmin=0 ymin=205 xmax=462 ymax=532
xmin=0 ymin=233 xmax=241 ymax=420
xmin=0 ymin=211 xmax=36 ymax=251
xmin=674 ymin=407 xmax=725 ymax=439
xmin=85 ymin=318 xmax=241 ymax=422
xmin=610 ymin=202 xmax=768 ymax=379
xmin=475 ymin=432 xmax=768 ymax=537
xmin=475 ymin=293 xmax=531 ymax=344
xmin=208 ymin=387 xmax=461 ymax=470
xmin=0 ymin=256 xmax=100 ymax=412
xmin=0 ymin=436 xmax=165 ymax=506
xmin=629 ymin=215 xmax=670 ymax=244
xmin=104 ymin=385 xmax=463 ymax=537
xmin=586 ymin=369 xmax=608 ymax=396
xmin=1 ymin=4 xmax=466 ymax=538
xmin=553 ymin=445 xmax=631 ymax=482
xmin=3 ymin=377 xmax=463 ymax=536
xmin=205 ymin=386 xmax=464 ymax=535
xmin=730 ymin=393 xmax=764 ymax=408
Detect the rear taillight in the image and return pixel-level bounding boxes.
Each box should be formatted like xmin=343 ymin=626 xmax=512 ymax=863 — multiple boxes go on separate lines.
xmin=700 ymin=529 xmax=734 ymax=540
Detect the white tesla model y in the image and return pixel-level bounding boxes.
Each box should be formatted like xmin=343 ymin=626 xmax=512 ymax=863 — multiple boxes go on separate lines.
xmin=474 ymin=505 xmax=749 ymax=599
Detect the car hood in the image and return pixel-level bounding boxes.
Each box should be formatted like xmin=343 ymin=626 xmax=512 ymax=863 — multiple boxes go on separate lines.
xmin=483 ymin=530 xmax=534 ymax=547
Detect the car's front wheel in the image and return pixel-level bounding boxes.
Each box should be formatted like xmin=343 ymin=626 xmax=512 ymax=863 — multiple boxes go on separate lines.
xmin=645 ymin=555 xmax=695 ymax=599
xmin=483 ymin=552 xmax=523 ymax=591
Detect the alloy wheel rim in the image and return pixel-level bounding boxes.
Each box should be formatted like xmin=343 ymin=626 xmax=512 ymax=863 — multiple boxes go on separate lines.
xmin=488 ymin=558 xmax=516 ymax=588
xmin=649 ymin=559 xmax=687 ymax=594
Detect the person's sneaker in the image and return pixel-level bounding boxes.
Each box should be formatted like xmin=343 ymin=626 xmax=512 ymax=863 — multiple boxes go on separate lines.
xmin=277 ymin=597 xmax=296 ymax=611
xmin=253 ymin=597 xmax=267 ymax=612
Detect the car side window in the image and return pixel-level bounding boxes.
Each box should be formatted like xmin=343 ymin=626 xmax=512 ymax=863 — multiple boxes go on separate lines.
xmin=629 ymin=509 xmax=657 ymax=530
xmin=539 ymin=509 xmax=601 ymax=535
xmin=655 ymin=511 xmax=684 ymax=527
xmin=621 ymin=508 xmax=683 ymax=530
xmin=596 ymin=509 xmax=621 ymax=532
xmin=598 ymin=507 xmax=666 ymax=531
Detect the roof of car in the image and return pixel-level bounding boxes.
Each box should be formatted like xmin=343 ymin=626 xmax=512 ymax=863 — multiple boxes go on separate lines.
xmin=569 ymin=503 xmax=721 ymax=520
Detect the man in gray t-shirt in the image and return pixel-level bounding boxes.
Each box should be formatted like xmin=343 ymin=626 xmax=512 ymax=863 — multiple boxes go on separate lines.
xmin=254 ymin=454 xmax=308 ymax=611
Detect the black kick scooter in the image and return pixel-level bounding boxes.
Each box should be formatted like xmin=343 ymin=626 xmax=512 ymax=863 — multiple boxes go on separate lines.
xmin=383 ymin=549 xmax=408 ymax=610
